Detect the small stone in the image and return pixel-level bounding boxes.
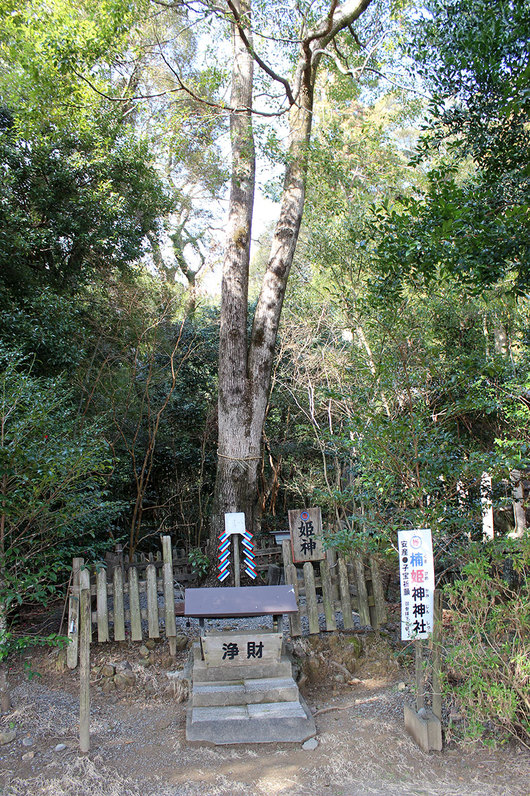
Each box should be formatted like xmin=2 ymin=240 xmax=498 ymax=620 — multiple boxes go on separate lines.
xmin=145 ymin=639 xmax=156 ymax=650
xmin=22 ymin=751 xmax=35 ymax=761
xmin=101 ymin=679 xmax=116 ymax=693
xmin=302 ymin=737 xmax=318 ymax=751
xmin=334 ymin=674 xmax=345 ymax=683
xmin=148 ymin=653 xmax=156 ymax=665
xmin=101 ymin=664 xmax=116 ymax=678
xmin=449 ymin=712 xmax=463 ymax=722
xmin=139 ymin=645 xmax=150 ymax=658
xmin=114 ymin=671 xmax=135 ymax=690
xmin=22 ymin=736 xmax=34 ymax=747
xmin=297 ymin=672 xmax=308 ymax=689
xmin=397 ymin=682 xmax=407 ymax=692
xmin=54 ymin=743 xmax=66 ymax=752
xmin=159 ymin=654 xmax=174 ymax=668
xmin=0 ymin=730 xmax=16 ymax=745
xmin=138 ymin=658 xmax=150 ymax=668
xmin=175 ymin=634 xmax=188 ymax=651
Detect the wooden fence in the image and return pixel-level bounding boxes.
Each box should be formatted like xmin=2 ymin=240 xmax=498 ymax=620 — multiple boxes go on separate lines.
xmin=103 ymin=538 xmax=282 ymax=579
xmin=281 ymin=540 xmax=387 ymax=637
xmin=67 ymin=535 xmax=388 ymax=666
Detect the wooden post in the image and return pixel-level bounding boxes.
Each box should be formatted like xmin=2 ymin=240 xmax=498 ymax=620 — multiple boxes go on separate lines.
xmin=128 ymin=566 xmax=142 ymax=642
xmin=96 ymin=568 xmax=109 ymax=643
xmin=353 ymin=556 xmax=371 ymax=627
xmin=325 ymin=548 xmax=340 ymax=604
xmin=233 ymin=534 xmax=240 ymax=587
xmin=79 ymin=568 xmax=91 ymax=753
xmin=338 ymin=554 xmax=354 ymax=630
xmin=320 ymin=558 xmax=337 ymax=632
xmin=370 ymin=556 xmax=387 ymax=627
xmin=415 ymin=639 xmax=425 ymax=711
xmin=67 ymin=557 xmax=83 ymax=669
xmin=282 ymin=540 xmax=302 ymax=637
xmin=146 ymin=564 xmax=160 ymax=639
xmin=303 ymin=562 xmax=320 ymax=635
xmin=432 ymin=589 xmax=442 ymax=720
xmin=113 ymin=567 xmax=125 ymax=642
xmin=162 ymin=536 xmax=177 ymax=657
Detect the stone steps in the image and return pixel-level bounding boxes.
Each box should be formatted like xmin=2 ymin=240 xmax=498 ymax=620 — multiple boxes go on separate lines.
xmin=186 ymin=696 xmax=315 ymax=744
xmin=193 ymin=676 xmax=299 ymax=707
xmin=186 ymin=639 xmax=316 ymax=744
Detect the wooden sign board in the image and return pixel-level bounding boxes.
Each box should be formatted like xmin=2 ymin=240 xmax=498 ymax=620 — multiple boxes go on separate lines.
xmin=201 ymin=630 xmax=283 ymax=668
xmin=288 ymin=507 xmax=325 ymax=563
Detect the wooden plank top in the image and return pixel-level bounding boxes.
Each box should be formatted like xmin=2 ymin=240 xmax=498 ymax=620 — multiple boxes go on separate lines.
xmin=184 ymin=585 xmax=298 ymax=618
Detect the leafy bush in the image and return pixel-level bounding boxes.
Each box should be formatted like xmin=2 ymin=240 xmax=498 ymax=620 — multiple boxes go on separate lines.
xmin=0 ymin=350 xmax=122 ymax=645
xmin=444 ymin=539 xmax=530 ymax=747
xmin=188 ymin=547 xmax=210 ymax=581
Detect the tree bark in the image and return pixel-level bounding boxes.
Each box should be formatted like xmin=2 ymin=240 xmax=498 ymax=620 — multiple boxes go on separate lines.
xmin=213 ymin=0 xmax=258 ymax=547
xmin=212 ymin=0 xmax=373 ymax=550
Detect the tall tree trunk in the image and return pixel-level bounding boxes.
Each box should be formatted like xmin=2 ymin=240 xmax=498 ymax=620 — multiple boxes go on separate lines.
xmin=213 ymin=0 xmax=258 ymax=544
xmin=212 ymin=0 xmax=373 ymax=549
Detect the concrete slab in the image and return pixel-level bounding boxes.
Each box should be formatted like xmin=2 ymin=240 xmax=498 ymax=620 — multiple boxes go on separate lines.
xmin=404 ymin=704 xmax=443 ymax=752
xmin=186 ymin=695 xmax=316 ymax=745
xmin=193 ymin=677 xmax=298 ymax=707
xmin=192 ymin=683 xmax=246 ymax=707
xmin=191 ymin=644 xmax=292 ymax=683
xmin=247 ymin=701 xmax=306 ymax=719
xmin=245 ymin=677 xmax=298 ymax=703
xmin=191 ymin=705 xmax=248 ymax=723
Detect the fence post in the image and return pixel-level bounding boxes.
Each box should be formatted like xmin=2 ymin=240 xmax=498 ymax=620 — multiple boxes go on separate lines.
xmin=370 ymin=556 xmax=387 ymax=628
xmin=146 ymin=564 xmax=160 ymax=639
xmin=320 ymin=558 xmax=337 ymax=632
xmin=67 ymin=557 xmax=83 ymax=669
xmin=162 ymin=536 xmax=177 ymax=657
xmin=432 ymin=589 xmax=443 ymax=720
xmin=303 ymin=562 xmax=319 ymax=635
xmin=281 ymin=540 xmax=302 ymax=637
xmin=353 ymin=556 xmax=371 ymax=627
xmin=415 ymin=639 xmax=425 ymax=711
xmin=338 ymin=554 xmax=354 ymax=630
xmin=79 ymin=568 xmax=91 ymax=753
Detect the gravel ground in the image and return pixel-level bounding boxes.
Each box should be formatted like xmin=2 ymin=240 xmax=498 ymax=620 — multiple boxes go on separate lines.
xmin=1 ymin=611 xmax=529 ymax=796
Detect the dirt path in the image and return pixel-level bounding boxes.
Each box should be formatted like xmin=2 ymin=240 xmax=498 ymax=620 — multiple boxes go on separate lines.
xmin=1 ymin=642 xmax=529 ymax=796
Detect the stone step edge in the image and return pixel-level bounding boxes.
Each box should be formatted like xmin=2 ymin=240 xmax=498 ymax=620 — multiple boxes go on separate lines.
xmin=186 ymin=695 xmax=316 ymax=745
xmin=192 ymin=678 xmax=300 ymax=707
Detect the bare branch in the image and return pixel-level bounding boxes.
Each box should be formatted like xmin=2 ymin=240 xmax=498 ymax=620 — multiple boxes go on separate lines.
xmin=225 ymin=0 xmax=295 ymax=105
xmin=73 ymin=69 xmax=183 ymax=102
xmin=311 ymin=49 xmax=431 ymax=99
xmin=155 ymin=39 xmax=290 ymax=116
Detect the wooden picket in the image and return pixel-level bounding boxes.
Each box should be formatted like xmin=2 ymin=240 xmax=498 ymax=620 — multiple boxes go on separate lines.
xmin=67 ymin=533 xmax=388 ymax=665
xmin=281 ymin=539 xmax=387 ymax=637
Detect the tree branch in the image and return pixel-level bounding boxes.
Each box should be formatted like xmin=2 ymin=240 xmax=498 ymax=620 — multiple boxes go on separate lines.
xmin=310 ymin=50 xmax=432 ymax=99
xmin=225 ymin=0 xmax=295 ymax=105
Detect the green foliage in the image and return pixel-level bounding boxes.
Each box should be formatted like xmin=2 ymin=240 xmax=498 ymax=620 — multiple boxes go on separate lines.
xmin=0 ymin=110 xmax=167 ymax=295
xmin=188 ymin=547 xmax=210 ymax=581
xmin=445 ymin=539 xmax=530 ymax=746
xmin=0 ymin=631 xmax=68 ymax=663
xmin=376 ymin=0 xmax=530 ymax=293
xmin=0 ymin=351 xmax=122 ymax=629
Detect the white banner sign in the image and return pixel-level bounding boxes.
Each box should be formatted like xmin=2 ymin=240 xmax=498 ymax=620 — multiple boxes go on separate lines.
xmin=224 ymin=512 xmax=246 ymax=534
xmin=398 ymin=528 xmax=435 ymax=640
